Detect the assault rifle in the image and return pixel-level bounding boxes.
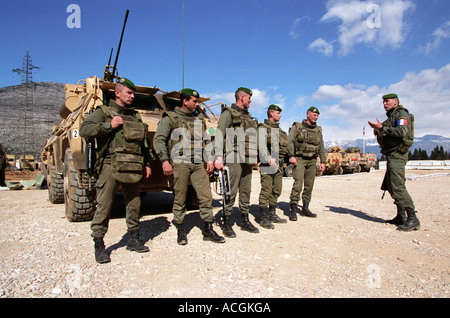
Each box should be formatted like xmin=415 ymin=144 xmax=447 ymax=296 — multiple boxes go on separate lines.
xmin=85 ymin=138 xmax=96 ymax=191
xmin=85 ymin=110 xmax=96 ymax=191
xmin=214 ymin=167 xmax=231 ymax=213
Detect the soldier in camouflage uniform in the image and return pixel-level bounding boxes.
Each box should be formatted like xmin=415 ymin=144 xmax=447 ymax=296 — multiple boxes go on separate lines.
xmin=368 ymin=93 xmax=420 ymax=231
xmin=153 ymin=88 xmax=224 ymax=245
xmin=288 ymin=107 xmax=326 ymax=220
xmin=258 ymin=105 xmax=288 ymax=229
xmin=214 ymin=87 xmax=259 ymax=237
xmin=79 ymin=78 xmax=152 ymax=263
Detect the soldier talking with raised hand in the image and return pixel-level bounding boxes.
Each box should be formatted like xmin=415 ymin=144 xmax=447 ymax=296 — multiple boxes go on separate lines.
xmin=288 ymin=106 xmax=326 ymax=220
xmin=258 ymin=104 xmax=288 ymax=229
xmin=153 ymin=88 xmax=224 ymax=245
xmin=79 ymin=77 xmax=152 ymax=264
xmin=214 ymin=87 xmax=259 ymax=237
xmin=368 ymin=93 xmax=420 ymax=231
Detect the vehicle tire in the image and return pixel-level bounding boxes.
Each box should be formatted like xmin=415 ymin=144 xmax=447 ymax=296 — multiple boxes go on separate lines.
xmin=47 ymin=165 xmax=64 ymax=204
xmin=63 ymin=148 xmax=96 ymax=222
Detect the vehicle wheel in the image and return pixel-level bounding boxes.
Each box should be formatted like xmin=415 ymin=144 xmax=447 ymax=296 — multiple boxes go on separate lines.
xmin=47 ymin=165 xmax=64 ymax=204
xmin=64 ymin=148 xmax=96 ymax=222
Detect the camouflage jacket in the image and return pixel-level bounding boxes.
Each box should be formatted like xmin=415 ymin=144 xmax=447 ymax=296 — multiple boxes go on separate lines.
xmin=153 ymin=106 xmax=213 ymax=163
xmin=79 ymin=100 xmax=153 ymax=167
xmin=375 ymin=105 xmax=413 ymax=155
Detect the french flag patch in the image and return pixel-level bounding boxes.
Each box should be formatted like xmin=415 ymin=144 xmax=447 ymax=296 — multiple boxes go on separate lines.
xmin=397 ymin=118 xmax=408 ymax=126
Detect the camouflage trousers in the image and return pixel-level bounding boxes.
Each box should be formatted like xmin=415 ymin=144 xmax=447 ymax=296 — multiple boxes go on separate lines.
xmin=289 ymin=156 xmax=317 ymax=205
xmin=383 ymin=151 xmax=415 ymax=210
xmin=172 ymin=162 xmax=214 ymax=224
xmin=91 ymin=161 xmax=141 ymax=238
xmin=258 ymin=170 xmax=283 ymax=208
xmin=223 ymin=163 xmax=253 ymax=216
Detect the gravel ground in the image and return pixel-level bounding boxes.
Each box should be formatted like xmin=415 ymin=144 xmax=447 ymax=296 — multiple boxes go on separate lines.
xmin=0 ymin=169 xmax=449 ymax=299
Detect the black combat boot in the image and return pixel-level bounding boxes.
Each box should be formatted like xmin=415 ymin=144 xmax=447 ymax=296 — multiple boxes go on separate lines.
xmin=222 ymin=214 xmax=236 ymax=238
xmin=126 ymin=229 xmax=150 ymax=253
xmin=175 ymin=222 xmax=188 ymax=245
xmin=93 ymin=237 xmax=111 ymax=264
xmin=240 ymin=213 xmax=259 ymax=233
xmin=203 ymin=222 xmax=225 ymax=243
xmin=300 ymin=202 xmax=317 ymax=218
xmin=397 ymin=210 xmax=420 ymax=231
xmin=289 ymin=203 xmax=298 ymax=221
xmin=259 ymin=207 xmax=274 ymax=229
xmin=386 ymin=206 xmax=407 ymax=225
xmin=269 ymin=205 xmax=287 ymax=224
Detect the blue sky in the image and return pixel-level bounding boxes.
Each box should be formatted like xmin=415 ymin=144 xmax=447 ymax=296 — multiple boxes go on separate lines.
xmin=1 ymin=0 xmax=449 ymax=142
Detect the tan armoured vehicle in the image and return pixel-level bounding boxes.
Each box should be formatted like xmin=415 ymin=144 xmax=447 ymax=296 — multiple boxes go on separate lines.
xmin=359 ymin=153 xmax=377 ymax=172
xmin=323 ymin=146 xmax=343 ymax=175
xmin=341 ymin=147 xmax=361 ymax=174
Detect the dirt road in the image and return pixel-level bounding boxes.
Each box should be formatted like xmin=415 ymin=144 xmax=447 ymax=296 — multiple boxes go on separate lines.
xmin=0 ymin=169 xmax=448 ymax=298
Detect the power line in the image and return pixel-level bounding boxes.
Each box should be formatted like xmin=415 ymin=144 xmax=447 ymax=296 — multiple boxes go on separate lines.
xmin=11 ymin=51 xmax=40 ymax=161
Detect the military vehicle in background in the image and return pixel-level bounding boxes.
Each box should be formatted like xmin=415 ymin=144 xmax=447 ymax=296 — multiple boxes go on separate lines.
xmin=341 ymin=147 xmax=361 ymax=173
xmin=323 ymin=146 xmax=343 ymax=175
xmin=359 ymin=153 xmax=377 ymax=172
xmin=40 ymin=10 xmax=220 ymax=222
xmin=17 ymin=155 xmax=38 ymax=170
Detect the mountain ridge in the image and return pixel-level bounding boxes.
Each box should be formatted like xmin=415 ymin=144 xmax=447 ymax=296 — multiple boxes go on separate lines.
xmin=326 ymin=134 xmax=450 ymax=157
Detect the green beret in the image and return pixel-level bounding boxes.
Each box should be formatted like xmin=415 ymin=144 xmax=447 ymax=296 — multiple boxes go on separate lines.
xmin=308 ymin=106 xmax=320 ymax=114
xmin=117 ymin=77 xmax=137 ymax=91
xmin=268 ymin=104 xmax=282 ymax=112
xmin=237 ymin=87 xmax=253 ymax=96
xmin=180 ymin=88 xmax=199 ymax=97
xmin=382 ymin=93 xmax=398 ymax=99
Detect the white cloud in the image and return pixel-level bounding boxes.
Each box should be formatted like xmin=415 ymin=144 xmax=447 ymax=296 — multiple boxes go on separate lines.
xmin=313 ymin=63 xmax=450 ymax=140
xmin=249 ymin=88 xmax=270 ymax=114
xmin=290 ymin=16 xmax=311 ymax=39
xmin=317 ymin=0 xmax=415 ymax=56
xmin=419 ymin=20 xmax=450 ymax=55
xmin=294 ymin=95 xmax=307 ymax=107
xmin=307 ymin=38 xmax=334 ymax=56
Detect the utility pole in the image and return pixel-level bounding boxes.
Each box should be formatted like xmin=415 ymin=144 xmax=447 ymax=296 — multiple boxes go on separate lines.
xmin=12 ymin=51 xmax=40 ymax=167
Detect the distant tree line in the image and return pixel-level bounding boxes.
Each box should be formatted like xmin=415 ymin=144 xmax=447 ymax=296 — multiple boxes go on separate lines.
xmin=380 ymin=145 xmax=450 ymax=161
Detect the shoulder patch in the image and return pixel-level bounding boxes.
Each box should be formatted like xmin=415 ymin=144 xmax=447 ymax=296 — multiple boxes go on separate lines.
xmin=397 ymin=118 xmax=408 ymax=126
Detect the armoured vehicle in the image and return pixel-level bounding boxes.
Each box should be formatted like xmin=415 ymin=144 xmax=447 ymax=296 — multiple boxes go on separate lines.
xmin=341 ymin=147 xmax=361 ymax=174
xmin=323 ymin=146 xmax=343 ymax=175
xmin=40 ymin=10 xmax=220 ymax=222
xmin=359 ymin=153 xmax=377 ymax=172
